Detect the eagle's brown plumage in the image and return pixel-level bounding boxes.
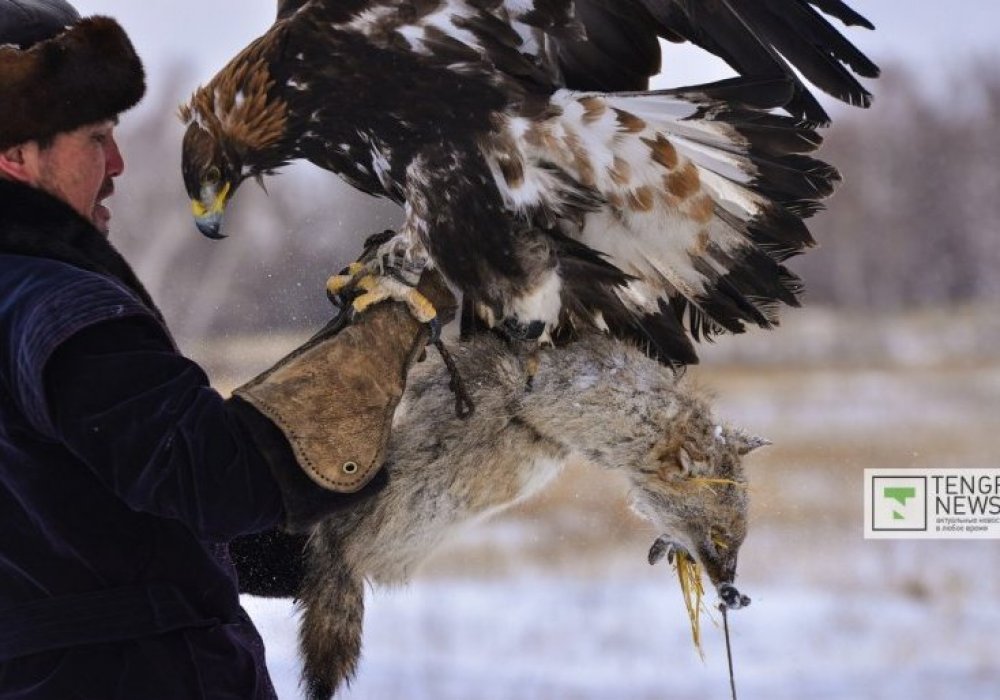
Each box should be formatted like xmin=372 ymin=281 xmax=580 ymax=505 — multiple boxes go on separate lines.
xmin=180 ymin=0 xmax=876 ymax=364
xmin=180 ymin=56 xmax=288 ymax=154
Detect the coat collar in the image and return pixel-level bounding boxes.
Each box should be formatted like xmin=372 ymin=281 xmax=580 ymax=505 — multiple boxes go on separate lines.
xmin=0 ymin=178 xmax=165 ymax=324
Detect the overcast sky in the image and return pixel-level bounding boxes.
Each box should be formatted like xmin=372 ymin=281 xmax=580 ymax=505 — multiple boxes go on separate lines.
xmin=72 ymin=0 xmax=999 ymax=119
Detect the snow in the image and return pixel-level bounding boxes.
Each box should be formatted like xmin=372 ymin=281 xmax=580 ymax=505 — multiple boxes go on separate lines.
xmin=244 ymin=563 xmax=1000 ymax=700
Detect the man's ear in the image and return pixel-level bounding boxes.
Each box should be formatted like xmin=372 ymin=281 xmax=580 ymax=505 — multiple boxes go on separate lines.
xmin=0 ymin=144 xmax=38 ymax=184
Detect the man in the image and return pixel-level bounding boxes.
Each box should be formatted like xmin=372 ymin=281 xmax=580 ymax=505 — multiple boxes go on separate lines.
xmin=0 ymin=1 xmax=451 ymax=697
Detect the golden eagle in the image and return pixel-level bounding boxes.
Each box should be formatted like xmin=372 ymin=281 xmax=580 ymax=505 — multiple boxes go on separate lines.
xmin=180 ymin=0 xmax=877 ymax=363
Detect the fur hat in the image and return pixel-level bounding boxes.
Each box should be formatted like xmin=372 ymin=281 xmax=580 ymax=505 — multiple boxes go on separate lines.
xmin=0 ymin=0 xmax=145 ymax=149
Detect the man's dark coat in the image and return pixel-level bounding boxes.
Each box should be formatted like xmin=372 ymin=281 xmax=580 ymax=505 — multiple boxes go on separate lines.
xmin=0 ymin=179 xmax=304 ymax=699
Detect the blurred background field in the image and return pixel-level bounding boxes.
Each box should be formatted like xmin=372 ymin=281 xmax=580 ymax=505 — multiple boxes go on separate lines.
xmin=72 ymin=1 xmax=1000 ymax=697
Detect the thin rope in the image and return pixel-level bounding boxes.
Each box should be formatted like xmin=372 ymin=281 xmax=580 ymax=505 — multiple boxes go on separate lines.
xmin=434 ymin=339 xmax=475 ymax=419
xmin=720 ymin=603 xmax=738 ymax=700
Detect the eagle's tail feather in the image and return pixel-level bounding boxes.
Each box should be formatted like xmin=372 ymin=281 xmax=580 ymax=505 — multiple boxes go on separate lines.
xmin=548 ymin=231 xmax=699 ymax=365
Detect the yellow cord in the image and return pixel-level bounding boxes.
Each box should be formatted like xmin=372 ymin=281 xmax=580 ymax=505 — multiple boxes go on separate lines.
xmin=674 ymin=550 xmax=707 ymax=657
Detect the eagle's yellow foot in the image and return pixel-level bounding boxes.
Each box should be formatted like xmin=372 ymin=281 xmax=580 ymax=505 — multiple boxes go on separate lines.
xmin=351 ymin=274 xmax=437 ymax=324
xmin=325 ymin=262 xmax=367 ymax=297
xmin=325 ymin=264 xmax=441 ymax=341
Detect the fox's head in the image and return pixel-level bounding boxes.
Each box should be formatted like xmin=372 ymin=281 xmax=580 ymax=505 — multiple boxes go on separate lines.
xmin=494 ymin=334 xmax=766 ymax=608
xmin=624 ymin=396 xmax=766 ymax=608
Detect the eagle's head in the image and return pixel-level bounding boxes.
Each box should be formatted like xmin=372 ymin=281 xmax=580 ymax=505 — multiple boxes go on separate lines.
xmin=180 ymin=117 xmax=244 ymax=239
xmin=179 ymin=45 xmax=290 ymax=239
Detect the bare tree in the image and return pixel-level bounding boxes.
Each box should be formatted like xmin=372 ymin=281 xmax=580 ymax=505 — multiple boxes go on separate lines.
xmin=798 ymin=57 xmax=1000 ymax=310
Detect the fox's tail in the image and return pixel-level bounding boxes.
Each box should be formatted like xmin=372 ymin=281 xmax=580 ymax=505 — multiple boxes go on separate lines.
xmin=299 ymin=541 xmax=365 ymax=700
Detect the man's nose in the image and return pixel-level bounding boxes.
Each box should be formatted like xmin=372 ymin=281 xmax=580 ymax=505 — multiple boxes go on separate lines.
xmin=105 ymin=135 xmax=125 ymax=178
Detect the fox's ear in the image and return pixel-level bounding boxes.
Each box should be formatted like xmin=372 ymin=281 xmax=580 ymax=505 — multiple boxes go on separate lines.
xmin=733 ymin=432 xmax=771 ymax=456
xmin=677 ymin=446 xmax=710 ymax=477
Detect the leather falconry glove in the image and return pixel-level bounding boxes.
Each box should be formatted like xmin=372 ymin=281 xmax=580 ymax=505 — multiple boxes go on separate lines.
xmin=231 ymin=270 xmax=456 ymax=531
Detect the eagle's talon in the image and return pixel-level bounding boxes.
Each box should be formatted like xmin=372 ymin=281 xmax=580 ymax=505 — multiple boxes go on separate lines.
xmin=325 ymin=233 xmax=437 ymax=328
xmin=326 ymin=262 xmax=368 ymax=297
xmin=332 ymin=270 xmax=437 ymax=327
xmin=326 ymin=274 xmax=353 ymax=297
xmin=351 ymin=286 xmax=391 ymax=315
xmin=401 ymin=286 xmax=437 ymax=325
xmin=327 ymin=290 xmax=350 ymax=315
xmin=427 ymin=317 xmax=442 ymax=345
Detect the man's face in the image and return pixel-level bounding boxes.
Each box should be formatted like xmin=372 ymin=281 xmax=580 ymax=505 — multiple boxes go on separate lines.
xmin=22 ymin=121 xmax=125 ymax=235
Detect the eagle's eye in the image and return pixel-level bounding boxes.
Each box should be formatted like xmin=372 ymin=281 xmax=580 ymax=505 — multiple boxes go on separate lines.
xmin=205 ymin=166 xmax=222 ymax=185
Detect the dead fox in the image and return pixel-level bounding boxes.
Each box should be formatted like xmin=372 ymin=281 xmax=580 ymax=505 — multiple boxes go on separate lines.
xmin=299 ymin=333 xmax=765 ymax=699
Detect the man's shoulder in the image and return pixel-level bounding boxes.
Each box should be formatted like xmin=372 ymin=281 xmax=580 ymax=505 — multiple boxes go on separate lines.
xmin=0 ymin=253 xmax=171 ymax=434
xmin=1 ymin=251 xmax=96 ymax=282
xmin=0 ymin=253 xmax=142 ymax=308
xmin=0 ymin=253 xmax=158 ymax=356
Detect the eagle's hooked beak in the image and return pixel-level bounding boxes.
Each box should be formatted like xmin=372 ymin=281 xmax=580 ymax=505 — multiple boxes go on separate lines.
xmin=192 ymin=181 xmax=232 ymax=239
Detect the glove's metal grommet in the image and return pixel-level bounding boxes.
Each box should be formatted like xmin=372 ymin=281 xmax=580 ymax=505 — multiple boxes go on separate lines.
xmin=342 ymin=461 xmax=359 ymax=475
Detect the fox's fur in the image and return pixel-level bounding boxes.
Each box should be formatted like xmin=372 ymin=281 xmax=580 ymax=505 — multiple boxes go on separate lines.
xmin=300 ymin=333 xmax=761 ymax=699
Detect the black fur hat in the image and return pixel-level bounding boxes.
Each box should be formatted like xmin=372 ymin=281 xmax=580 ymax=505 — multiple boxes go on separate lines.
xmin=0 ymin=0 xmax=145 ymax=149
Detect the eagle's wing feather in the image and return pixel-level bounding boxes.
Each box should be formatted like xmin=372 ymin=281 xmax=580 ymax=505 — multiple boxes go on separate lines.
xmin=483 ymin=77 xmax=834 ymax=356
xmin=553 ymin=0 xmax=879 ymax=124
xmin=277 ymin=0 xmax=310 ymax=20
xmin=549 ymin=0 xmax=663 ymax=91
xmin=332 ymin=0 xmax=553 ymax=86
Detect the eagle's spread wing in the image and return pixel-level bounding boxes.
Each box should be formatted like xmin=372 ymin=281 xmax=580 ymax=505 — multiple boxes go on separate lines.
xmin=553 ymin=0 xmax=880 ymax=124
xmin=180 ymin=0 xmax=877 ymax=365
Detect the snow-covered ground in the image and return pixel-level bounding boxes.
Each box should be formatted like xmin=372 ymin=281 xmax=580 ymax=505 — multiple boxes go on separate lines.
xmin=245 ymin=559 xmax=1000 ymax=700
